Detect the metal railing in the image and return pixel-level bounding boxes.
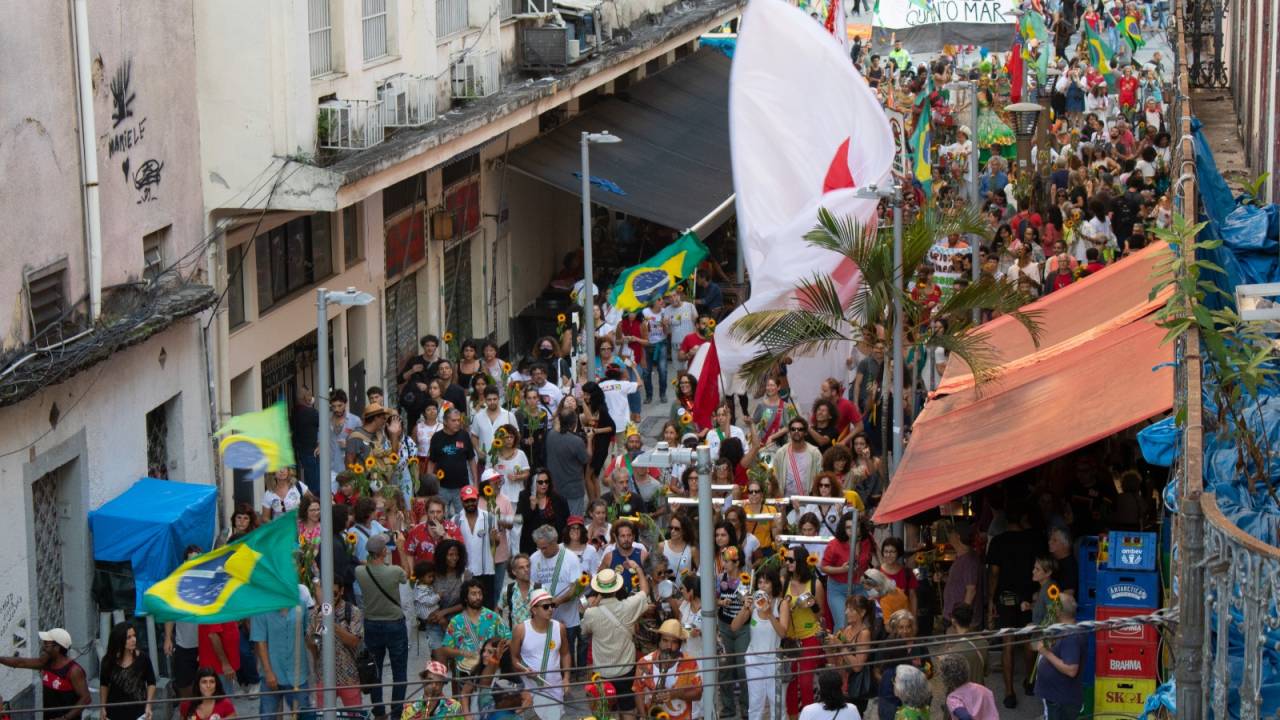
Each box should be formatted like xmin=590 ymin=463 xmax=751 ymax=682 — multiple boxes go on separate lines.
xmin=451 ymin=48 xmax=500 ymax=99
xmin=378 ymin=73 xmax=438 ymax=127
xmin=308 ymin=0 xmax=334 ymax=77
xmin=318 ymin=99 xmax=386 ymax=150
xmin=437 ymin=0 xmax=469 ymax=38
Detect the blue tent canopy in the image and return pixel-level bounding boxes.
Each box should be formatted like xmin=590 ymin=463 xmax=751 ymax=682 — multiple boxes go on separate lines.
xmin=89 ymin=478 xmax=218 ymax=609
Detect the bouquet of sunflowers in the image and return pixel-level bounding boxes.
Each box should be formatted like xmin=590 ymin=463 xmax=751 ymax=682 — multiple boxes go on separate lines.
xmin=295 ymin=532 xmax=320 ymax=588
xmin=347 ymin=449 xmax=419 ymax=501
xmin=488 ymin=426 xmax=514 ymax=467
xmin=585 ymin=672 xmax=620 ymax=720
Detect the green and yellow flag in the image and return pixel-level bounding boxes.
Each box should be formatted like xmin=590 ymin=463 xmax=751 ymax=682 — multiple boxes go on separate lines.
xmin=911 ymin=79 xmax=933 ymax=199
xmin=1085 ymin=25 xmax=1116 ymax=83
xmin=1018 ymin=10 xmax=1050 ymax=43
xmin=608 ymin=232 xmax=709 ymax=311
xmin=214 ymin=401 xmax=295 ymax=478
xmin=1122 ymin=15 xmax=1145 ymax=51
xmin=143 ymin=511 xmax=302 ymax=622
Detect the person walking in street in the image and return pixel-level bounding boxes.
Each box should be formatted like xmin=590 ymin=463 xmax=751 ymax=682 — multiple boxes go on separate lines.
xmin=511 ymin=589 xmax=572 ymax=720
xmin=429 ymin=408 xmax=478 ymax=516
xmin=441 ymin=578 xmax=512 ymax=675
xmin=357 ymin=533 xmax=412 ymax=720
xmin=306 ymin=583 xmax=364 ymax=709
xmin=528 ymin=525 xmax=584 ymax=671
xmin=251 ymin=600 xmax=315 ymax=720
xmin=1032 ymin=594 xmax=1086 ymax=720
xmin=581 ymin=567 xmax=651 ymax=720
xmin=545 ymin=407 xmax=592 ymax=516
xmin=455 ymin=484 xmax=500 ymax=607
xmin=732 ymin=567 xmax=790 ymax=720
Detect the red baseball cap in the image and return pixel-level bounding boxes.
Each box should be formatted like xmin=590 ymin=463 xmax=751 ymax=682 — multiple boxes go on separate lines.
xmin=460 ymin=485 xmax=479 ymax=501
xmin=567 ymin=515 xmax=585 ymax=527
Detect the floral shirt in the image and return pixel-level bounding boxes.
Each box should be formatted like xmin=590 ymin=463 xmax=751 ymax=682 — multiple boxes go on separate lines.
xmin=443 ymin=608 xmax=511 ymax=656
xmin=633 ymin=651 xmax=703 ymax=720
xmin=401 ymin=696 xmax=464 ymax=720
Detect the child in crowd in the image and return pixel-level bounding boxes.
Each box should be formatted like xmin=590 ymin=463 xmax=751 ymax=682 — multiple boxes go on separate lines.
xmin=413 ymin=561 xmax=443 ymax=650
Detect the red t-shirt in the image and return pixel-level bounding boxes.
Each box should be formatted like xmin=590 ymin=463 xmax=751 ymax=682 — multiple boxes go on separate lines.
xmin=1085 ymin=261 xmax=1106 ymax=275
xmin=618 ymin=316 xmax=647 ymax=364
xmin=333 ymin=491 xmax=360 ymax=507
xmin=1118 ymin=76 xmax=1140 ymax=107
xmin=1051 ymin=273 xmax=1074 ymax=292
xmin=835 ymin=397 xmax=862 ymax=434
xmin=910 ymin=283 xmax=942 ymax=323
xmin=821 ymin=540 xmax=853 ymax=585
xmin=180 ymin=698 xmax=236 ymax=720
xmin=883 ymin=564 xmax=919 ymax=593
xmin=679 ymin=333 xmax=707 ymax=357
xmin=404 ymin=521 xmax=463 ymax=566
xmin=197 ymin=622 xmax=240 ymax=671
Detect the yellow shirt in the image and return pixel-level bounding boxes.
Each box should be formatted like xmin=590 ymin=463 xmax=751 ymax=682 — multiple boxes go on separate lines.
xmin=786 ymin=578 xmax=820 ymax=640
xmin=745 ymin=504 xmax=778 ymax=549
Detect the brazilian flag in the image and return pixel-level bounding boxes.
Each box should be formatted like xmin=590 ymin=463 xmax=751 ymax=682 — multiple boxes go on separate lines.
xmin=1085 ymin=25 xmax=1116 ymax=86
xmin=911 ymin=79 xmax=933 ymax=199
xmin=143 ymin=511 xmax=302 ymax=622
xmin=608 ymin=232 xmax=709 ymax=311
xmin=214 ymin=401 xmax=295 ymax=479
xmin=1122 ymin=15 xmax=1145 ymax=51
xmin=1018 ymin=10 xmax=1049 ymax=43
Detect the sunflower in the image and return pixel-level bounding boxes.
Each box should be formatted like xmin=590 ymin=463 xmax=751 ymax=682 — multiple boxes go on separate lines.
xmin=1046 ymin=584 xmax=1061 ymax=601
xmin=502 ymin=361 xmax=512 ymax=373
xmin=436 ymin=469 xmax=445 ymax=479
xmin=806 ymin=555 xmax=819 ymax=567
xmin=631 ymin=575 xmax=640 ymax=587
xmin=365 ymin=456 xmax=377 ymax=469
xmin=298 ymin=534 xmax=308 ymax=546
xmin=387 ymin=453 xmax=400 ymax=465
xmin=352 ymin=464 xmax=365 ymax=475
xmin=443 ymin=331 xmax=455 ymax=343
xmin=739 ymin=572 xmax=751 ymax=584
xmin=579 ymin=574 xmax=591 ymax=587
xmin=483 ymin=485 xmax=495 ymax=497
xmin=493 ymin=438 xmax=505 ymax=449
xmin=344 ymin=531 xmax=358 ymax=545
xmin=707 ymin=319 xmax=717 ymax=328
xmin=557 ymin=313 xmax=567 ymax=323
xmin=657 ymin=713 xmax=671 ymax=720
xmin=407 ymin=457 xmax=419 ymax=466
xmin=914 ymin=552 xmax=926 ymax=565
xmin=680 ymin=413 xmax=693 ymax=425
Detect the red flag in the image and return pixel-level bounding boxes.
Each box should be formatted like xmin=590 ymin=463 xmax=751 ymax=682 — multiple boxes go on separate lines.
xmin=1008 ymin=41 xmax=1024 ymax=102
xmin=687 ymin=340 xmax=721 ymax=429
xmin=824 ymin=0 xmax=840 ymax=35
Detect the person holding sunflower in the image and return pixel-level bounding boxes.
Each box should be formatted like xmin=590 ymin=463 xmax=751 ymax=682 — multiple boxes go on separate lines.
xmin=580 ymin=567 xmax=650 ymax=720
xmin=633 ymin=619 xmax=702 ymax=720
xmin=668 ymin=372 xmax=699 ymax=434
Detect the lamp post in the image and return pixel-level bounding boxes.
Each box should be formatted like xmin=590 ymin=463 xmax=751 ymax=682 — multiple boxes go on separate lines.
xmin=316 ymin=286 xmax=375 ymax=720
xmin=580 ymin=131 xmax=622 ymax=380
xmin=1004 ymin=102 xmax=1044 ymax=170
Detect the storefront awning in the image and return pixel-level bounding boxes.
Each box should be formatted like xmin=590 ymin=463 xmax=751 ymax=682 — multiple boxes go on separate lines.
xmin=873 ymin=243 xmax=1176 ymax=523
xmin=507 ymin=48 xmax=732 ymax=231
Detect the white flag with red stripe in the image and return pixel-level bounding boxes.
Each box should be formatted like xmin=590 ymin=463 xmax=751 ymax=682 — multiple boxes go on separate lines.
xmin=686 ymin=340 xmax=721 ymax=428
xmin=717 ymin=0 xmax=894 ymax=408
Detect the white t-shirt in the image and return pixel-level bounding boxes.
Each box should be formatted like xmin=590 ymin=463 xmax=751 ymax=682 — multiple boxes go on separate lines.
xmin=262 ymin=482 xmax=308 ymax=516
xmin=529 ymin=545 xmax=583 ymax=627
xmin=597 ymin=379 xmax=639 ymax=431
xmin=414 ymin=419 xmax=443 ymax=455
xmin=798 ymin=703 xmax=862 ymax=720
xmin=471 ymin=407 xmax=517 ymax=453
xmin=662 ymin=302 xmax=698 ymax=350
xmin=642 ymin=307 xmax=668 ymax=344
xmin=705 ymin=425 xmax=747 ymax=462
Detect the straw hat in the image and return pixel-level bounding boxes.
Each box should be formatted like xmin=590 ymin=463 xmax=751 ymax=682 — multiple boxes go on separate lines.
xmin=657 ymin=619 xmax=688 ymax=641
xmin=591 ymin=568 xmax=625 ymax=594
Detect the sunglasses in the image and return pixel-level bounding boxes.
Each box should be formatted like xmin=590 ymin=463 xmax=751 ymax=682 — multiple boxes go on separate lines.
xmin=818 ymin=483 xmax=833 ymax=489
xmin=785 ymin=557 xmax=797 ymax=563
xmin=748 ymin=488 xmax=762 ymax=495
xmin=536 ymin=479 xmax=550 ymax=485
xmin=536 ymin=603 xmax=554 ymax=610
xmin=789 ymin=428 xmax=805 ymax=433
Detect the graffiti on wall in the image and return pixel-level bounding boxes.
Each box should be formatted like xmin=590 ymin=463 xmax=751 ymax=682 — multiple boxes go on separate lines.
xmin=103 ymin=58 xmax=162 ymax=204
xmin=0 ymin=593 xmax=27 ymax=654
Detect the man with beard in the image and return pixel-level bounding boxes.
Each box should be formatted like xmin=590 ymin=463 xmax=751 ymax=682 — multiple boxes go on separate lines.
xmin=428 ymin=409 xmax=477 ymax=515
xmin=511 ymin=589 xmax=572 ymax=720
xmin=529 ymin=363 xmax=563 ymax=411
xmin=597 ymin=519 xmax=648 ymax=589
xmin=435 ymin=360 xmax=470 ymax=410
xmin=633 ymin=619 xmax=703 ymax=720
xmin=441 ymin=578 xmax=511 ymax=673
xmin=404 ymin=497 xmax=463 ymax=566
xmin=455 ymin=485 xmax=502 ymax=607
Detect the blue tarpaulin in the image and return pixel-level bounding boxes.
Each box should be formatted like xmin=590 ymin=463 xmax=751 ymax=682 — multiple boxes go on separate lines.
xmin=89 ymin=478 xmax=218 ymax=609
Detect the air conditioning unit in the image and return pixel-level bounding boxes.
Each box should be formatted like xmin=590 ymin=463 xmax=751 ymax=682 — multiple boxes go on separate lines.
xmin=521 ymin=25 xmax=573 ymax=69
xmin=318 ymin=98 xmax=386 ymax=150
xmin=378 ymin=73 xmax=436 ymax=127
xmin=520 ymin=2 xmax=605 ymax=71
xmin=451 ymin=50 xmax=499 ymax=100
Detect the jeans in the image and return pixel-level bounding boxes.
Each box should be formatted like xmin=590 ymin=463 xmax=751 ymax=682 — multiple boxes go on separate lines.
xmin=1043 ymin=700 xmax=1082 ymax=720
xmin=439 ymin=486 xmax=464 ymax=516
xmin=259 ymin=682 xmax=315 ymax=720
xmin=491 ymin=562 xmax=507 ymax=608
xmin=827 ymin=581 xmax=850 ymax=631
xmin=364 ymin=618 xmax=410 ymax=719
xmin=718 ymin=622 xmax=750 ymax=714
xmin=299 ymin=454 xmax=321 ymax=494
xmin=642 ymin=340 xmax=669 ymax=402
xmin=566 ymin=625 xmax=583 ymax=672
xmin=566 ymin=495 xmax=586 ymax=517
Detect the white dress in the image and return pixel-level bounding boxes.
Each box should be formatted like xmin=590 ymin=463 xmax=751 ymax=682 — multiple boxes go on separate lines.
xmin=745 ymin=598 xmax=784 ymax=720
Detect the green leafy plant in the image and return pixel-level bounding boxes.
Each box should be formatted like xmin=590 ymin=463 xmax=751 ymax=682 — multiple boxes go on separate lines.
xmin=1241 ymin=172 xmax=1271 ymax=207
xmin=1149 ymin=213 xmax=1278 ymax=497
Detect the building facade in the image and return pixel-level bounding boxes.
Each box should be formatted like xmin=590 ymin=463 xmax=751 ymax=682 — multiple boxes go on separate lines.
xmin=0 ymin=0 xmax=214 ymax=702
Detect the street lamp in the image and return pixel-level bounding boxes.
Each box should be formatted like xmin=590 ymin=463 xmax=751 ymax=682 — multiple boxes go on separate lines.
xmin=315 ymin=286 xmax=374 ymax=720
xmin=1004 ymin=102 xmax=1043 ymax=169
xmin=853 ymin=183 xmax=905 ymax=537
xmin=580 ymin=131 xmax=622 ymax=380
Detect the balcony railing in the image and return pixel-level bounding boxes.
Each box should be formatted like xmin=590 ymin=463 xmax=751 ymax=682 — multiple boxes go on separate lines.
xmin=451 ymin=49 xmax=500 ymax=100
xmin=318 ymin=99 xmax=386 ymax=150
xmin=378 ymin=73 xmax=437 ymax=127
xmin=436 ymin=0 xmax=469 ymax=38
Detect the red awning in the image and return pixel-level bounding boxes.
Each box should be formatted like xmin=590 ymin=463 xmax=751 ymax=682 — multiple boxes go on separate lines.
xmin=872 ymin=243 xmax=1175 ymax=523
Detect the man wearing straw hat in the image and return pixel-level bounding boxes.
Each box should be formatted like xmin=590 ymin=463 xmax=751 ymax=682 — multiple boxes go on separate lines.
xmin=634 ymin=619 xmax=703 ymax=720
xmin=581 ymin=567 xmax=650 ymax=720
xmin=511 ymin=589 xmax=571 ymax=720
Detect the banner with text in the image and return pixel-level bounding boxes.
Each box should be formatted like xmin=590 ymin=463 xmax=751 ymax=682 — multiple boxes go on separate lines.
xmin=874 ymin=0 xmax=1014 ymax=52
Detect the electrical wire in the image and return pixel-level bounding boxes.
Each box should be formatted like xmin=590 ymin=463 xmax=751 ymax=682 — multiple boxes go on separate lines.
xmin=2 ymin=607 xmax=1175 ymax=717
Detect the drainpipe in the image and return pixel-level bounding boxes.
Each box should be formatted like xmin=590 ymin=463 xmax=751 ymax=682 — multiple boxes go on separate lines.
xmin=71 ymin=0 xmax=103 ymax=322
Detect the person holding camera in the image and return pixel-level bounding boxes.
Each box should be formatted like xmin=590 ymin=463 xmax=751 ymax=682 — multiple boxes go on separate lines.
xmin=732 ymin=567 xmax=791 ymax=720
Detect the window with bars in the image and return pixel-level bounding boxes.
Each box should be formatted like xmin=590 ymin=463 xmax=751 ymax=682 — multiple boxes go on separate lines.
xmin=308 ymin=0 xmax=334 ymax=77
xmin=362 ymin=0 xmax=390 ymax=62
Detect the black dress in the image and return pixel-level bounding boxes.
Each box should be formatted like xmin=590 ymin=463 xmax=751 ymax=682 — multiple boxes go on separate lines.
xmin=517 ymin=490 xmax=570 ymax=553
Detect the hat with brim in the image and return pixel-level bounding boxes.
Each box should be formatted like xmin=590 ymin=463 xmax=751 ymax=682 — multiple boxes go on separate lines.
xmin=362 ymin=403 xmax=390 ymax=422
xmin=657 ymin=619 xmax=688 ymax=641
xmin=529 ymin=589 xmax=554 ymax=607
xmin=422 ymin=660 xmax=450 ymax=681
xmin=39 ymin=628 xmax=71 ymax=650
xmin=591 ymin=568 xmax=625 ymax=594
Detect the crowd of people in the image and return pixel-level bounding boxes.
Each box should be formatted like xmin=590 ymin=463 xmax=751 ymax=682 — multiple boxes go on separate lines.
xmin=0 ymin=0 xmax=1178 ymax=718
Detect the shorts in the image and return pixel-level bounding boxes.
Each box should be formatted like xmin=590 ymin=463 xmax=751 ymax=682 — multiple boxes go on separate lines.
xmin=994 ymin=590 xmax=1031 ymax=629
xmin=173 ymin=645 xmax=200 ymax=689
xmin=603 ymin=665 xmax=637 ymax=711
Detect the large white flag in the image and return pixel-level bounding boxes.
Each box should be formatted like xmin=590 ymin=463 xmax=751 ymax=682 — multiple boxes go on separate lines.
xmin=718 ymin=0 xmax=895 ymax=408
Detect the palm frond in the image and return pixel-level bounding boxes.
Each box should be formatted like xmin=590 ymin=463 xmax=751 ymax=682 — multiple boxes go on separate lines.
xmin=935 ymin=278 xmax=1045 ymax=345
xmin=926 ymin=330 xmax=1004 ymax=389
xmin=729 ymin=307 xmax=855 ymax=389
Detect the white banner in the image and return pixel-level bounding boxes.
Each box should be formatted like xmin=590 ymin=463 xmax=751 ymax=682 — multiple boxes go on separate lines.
xmin=875 ymin=0 xmax=1013 ymax=30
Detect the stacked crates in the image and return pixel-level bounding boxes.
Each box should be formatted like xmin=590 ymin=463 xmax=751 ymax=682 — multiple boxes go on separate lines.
xmin=1094 ymin=531 xmax=1159 ymax=717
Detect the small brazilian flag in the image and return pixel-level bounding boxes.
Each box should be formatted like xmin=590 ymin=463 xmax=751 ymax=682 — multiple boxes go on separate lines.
xmin=214 ymin=401 xmax=296 ymax=479
xmin=1122 ymin=15 xmax=1145 ymax=51
xmin=144 ymin=511 xmax=302 ymax=622
xmin=911 ymin=79 xmax=933 ymax=199
xmin=1085 ymin=25 xmax=1116 ymax=84
xmin=608 ymin=232 xmax=709 ymax=312
xmin=1018 ymin=10 xmax=1050 ymax=43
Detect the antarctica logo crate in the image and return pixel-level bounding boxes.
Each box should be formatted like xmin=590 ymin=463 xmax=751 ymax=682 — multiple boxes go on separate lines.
xmin=1096 ymin=569 xmax=1160 ymax=609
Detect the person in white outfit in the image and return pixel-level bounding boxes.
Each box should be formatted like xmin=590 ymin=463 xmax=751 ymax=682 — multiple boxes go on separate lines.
xmin=798 ymin=669 xmax=863 ymax=720
xmin=731 ymin=567 xmax=791 ymax=720
xmin=511 ymin=589 xmax=571 ymax=720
